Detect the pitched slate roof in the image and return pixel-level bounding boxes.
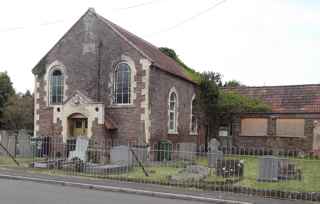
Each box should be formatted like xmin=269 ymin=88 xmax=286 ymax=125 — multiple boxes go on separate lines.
xmin=94 ymin=11 xmax=194 ymax=83
xmin=225 ymin=84 xmax=320 ymax=113
xmin=32 ymin=9 xmax=194 ymax=84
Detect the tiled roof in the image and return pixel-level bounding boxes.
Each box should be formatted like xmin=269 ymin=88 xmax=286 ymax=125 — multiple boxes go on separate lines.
xmin=95 ymin=12 xmax=194 ymax=83
xmin=225 ymin=84 xmax=320 ymax=113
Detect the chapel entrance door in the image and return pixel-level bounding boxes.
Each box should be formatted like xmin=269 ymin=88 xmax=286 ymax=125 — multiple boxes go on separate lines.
xmin=72 ymin=118 xmax=88 ymax=137
xmin=68 ymin=113 xmax=88 ymax=138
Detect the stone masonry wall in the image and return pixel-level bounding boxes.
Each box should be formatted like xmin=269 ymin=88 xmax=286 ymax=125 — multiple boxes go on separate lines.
xmin=35 ymin=10 xmax=148 ymax=144
xmin=149 ymin=67 xmax=197 ymax=146
xmin=232 ymin=113 xmax=320 ymax=152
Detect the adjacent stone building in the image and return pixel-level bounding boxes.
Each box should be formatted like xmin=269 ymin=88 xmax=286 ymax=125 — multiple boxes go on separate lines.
xmin=222 ymin=84 xmax=320 ymax=153
xmin=32 ymin=8 xmax=198 ymax=156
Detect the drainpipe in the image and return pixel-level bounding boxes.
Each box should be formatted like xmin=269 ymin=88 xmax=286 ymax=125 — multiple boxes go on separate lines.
xmin=97 ymin=41 xmax=103 ymax=102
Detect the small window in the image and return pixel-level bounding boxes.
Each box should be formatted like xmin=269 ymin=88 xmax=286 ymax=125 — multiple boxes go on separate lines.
xmin=50 ymin=69 xmax=64 ymax=104
xmin=168 ymin=91 xmax=178 ymax=133
xmin=113 ymin=62 xmax=131 ymax=104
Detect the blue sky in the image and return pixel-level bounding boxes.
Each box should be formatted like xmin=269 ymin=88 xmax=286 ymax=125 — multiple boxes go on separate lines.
xmin=0 ymin=0 xmax=319 ymax=92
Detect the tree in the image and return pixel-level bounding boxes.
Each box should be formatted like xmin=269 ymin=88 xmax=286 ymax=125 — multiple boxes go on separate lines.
xmin=218 ymin=91 xmax=271 ymax=122
xmin=224 ymin=80 xmax=242 ymax=87
xmin=159 ymin=47 xmax=201 ymax=82
xmin=1 ymin=91 xmax=34 ymax=131
xmin=0 ymin=72 xmax=15 ymax=128
xmin=197 ymin=71 xmax=220 ymax=146
xmin=197 ymin=72 xmax=271 ymax=146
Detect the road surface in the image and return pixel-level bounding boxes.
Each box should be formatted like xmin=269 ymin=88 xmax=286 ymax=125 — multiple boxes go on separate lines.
xmin=0 ymin=179 xmax=207 ymax=204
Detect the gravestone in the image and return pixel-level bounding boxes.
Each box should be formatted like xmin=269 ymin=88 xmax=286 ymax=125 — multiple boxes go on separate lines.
xmin=110 ymin=145 xmax=133 ymax=165
xmin=257 ymin=156 xmax=279 ymax=182
xmin=110 ymin=145 xmax=147 ymax=166
xmin=177 ymin=143 xmax=197 ymax=160
xmin=313 ymin=121 xmax=320 ymax=153
xmin=17 ymin=129 xmax=33 ymax=157
xmin=208 ymin=138 xmax=224 ymax=168
xmin=68 ymin=137 xmax=89 ymax=161
xmin=0 ymin=130 xmax=16 ymax=156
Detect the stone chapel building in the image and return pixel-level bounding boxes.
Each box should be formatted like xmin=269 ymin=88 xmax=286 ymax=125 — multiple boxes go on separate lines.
xmin=32 ymin=8 xmax=198 ymax=151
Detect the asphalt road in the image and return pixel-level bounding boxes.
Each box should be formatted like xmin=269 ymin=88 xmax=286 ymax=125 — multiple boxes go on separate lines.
xmin=0 ymin=179 xmax=207 ymax=204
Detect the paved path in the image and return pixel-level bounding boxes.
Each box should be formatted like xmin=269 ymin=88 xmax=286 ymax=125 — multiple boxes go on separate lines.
xmin=0 ymin=179 xmax=205 ymax=204
xmin=0 ymin=167 xmax=316 ymax=204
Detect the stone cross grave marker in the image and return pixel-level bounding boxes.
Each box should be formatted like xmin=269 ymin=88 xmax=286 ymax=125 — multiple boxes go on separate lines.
xmin=208 ymin=138 xmax=224 ymax=168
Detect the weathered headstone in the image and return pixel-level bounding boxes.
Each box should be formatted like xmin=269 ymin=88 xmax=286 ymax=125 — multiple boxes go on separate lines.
xmin=208 ymin=138 xmax=220 ymax=152
xmin=68 ymin=137 xmax=89 ymax=161
xmin=257 ymin=156 xmax=279 ymax=182
xmin=208 ymin=138 xmax=224 ymax=168
xmin=313 ymin=121 xmax=320 ymax=153
xmin=177 ymin=143 xmax=197 ymax=160
xmin=110 ymin=145 xmax=133 ymax=165
xmin=0 ymin=130 xmax=16 ymax=156
xmin=17 ymin=129 xmax=33 ymax=157
xmin=110 ymin=145 xmax=147 ymax=166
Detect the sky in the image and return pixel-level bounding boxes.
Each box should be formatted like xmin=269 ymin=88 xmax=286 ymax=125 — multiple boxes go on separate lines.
xmin=0 ymin=0 xmax=320 ymax=92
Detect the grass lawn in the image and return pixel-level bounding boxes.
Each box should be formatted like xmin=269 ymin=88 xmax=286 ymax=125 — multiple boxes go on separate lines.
xmin=0 ymin=155 xmax=320 ymax=192
xmin=0 ymin=156 xmax=41 ymax=167
xmin=237 ymin=156 xmax=320 ymax=192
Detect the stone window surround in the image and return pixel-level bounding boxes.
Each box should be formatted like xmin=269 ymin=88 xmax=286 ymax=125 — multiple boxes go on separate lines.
xmin=113 ymin=62 xmax=132 ymax=105
xmin=168 ymin=87 xmax=179 ymax=134
xmin=49 ymin=69 xmax=64 ymax=105
xmin=44 ymin=60 xmax=68 ymax=107
xmin=109 ymin=55 xmax=137 ymax=108
xmin=190 ymin=94 xmax=198 ymax=135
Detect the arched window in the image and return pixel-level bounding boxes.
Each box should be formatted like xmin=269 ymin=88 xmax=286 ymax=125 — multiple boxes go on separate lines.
xmin=190 ymin=97 xmax=197 ymax=134
xmin=113 ymin=62 xmax=131 ymax=104
xmin=50 ymin=69 xmax=64 ymax=104
xmin=168 ymin=91 xmax=178 ymax=133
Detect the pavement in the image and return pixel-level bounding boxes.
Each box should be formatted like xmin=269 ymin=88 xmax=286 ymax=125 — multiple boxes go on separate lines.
xmin=0 ymin=179 xmax=205 ymax=204
xmin=0 ymin=167 xmax=316 ymax=204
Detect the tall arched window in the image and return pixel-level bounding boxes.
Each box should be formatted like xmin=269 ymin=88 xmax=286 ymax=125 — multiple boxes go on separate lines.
xmin=50 ymin=69 xmax=64 ymax=104
xmin=168 ymin=91 xmax=178 ymax=133
xmin=190 ymin=97 xmax=197 ymax=134
xmin=113 ymin=62 xmax=131 ymax=104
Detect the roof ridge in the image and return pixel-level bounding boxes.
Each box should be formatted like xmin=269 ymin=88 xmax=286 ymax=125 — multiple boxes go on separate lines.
xmin=227 ymin=83 xmax=320 ymax=89
xmin=92 ymin=10 xmax=194 ymax=84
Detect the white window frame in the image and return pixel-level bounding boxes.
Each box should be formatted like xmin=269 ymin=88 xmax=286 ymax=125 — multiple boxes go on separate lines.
xmin=113 ymin=62 xmax=132 ymax=105
xmin=168 ymin=87 xmax=178 ymax=134
xmin=49 ymin=67 xmax=64 ymax=105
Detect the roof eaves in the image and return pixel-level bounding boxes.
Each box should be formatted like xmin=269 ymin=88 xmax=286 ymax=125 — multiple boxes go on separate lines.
xmin=151 ymin=63 xmax=197 ymax=85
